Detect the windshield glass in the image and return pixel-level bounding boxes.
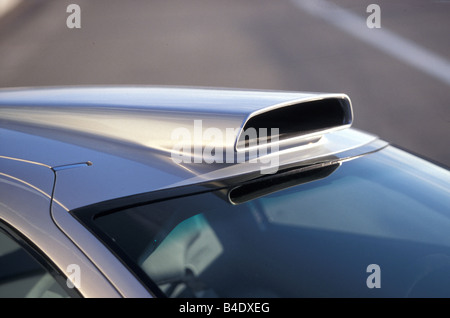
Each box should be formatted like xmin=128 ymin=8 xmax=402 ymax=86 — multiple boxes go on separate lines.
xmin=92 ymin=146 xmax=450 ymax=297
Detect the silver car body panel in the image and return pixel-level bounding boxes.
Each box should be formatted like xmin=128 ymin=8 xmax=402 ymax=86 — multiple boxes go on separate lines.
xmin=0 ymin=86 xmax=386 ymax=210
xmin=0 ymin=86 xmax=353 ymax=161
xmin=0 ymin=157 xmax=125 ymax=297
xmin=0 ymin=86 xmax=389 ymax=297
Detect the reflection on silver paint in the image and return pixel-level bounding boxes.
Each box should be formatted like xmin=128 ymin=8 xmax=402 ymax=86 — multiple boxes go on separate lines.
xmin=0 ymin=87 xmax=386 ymax=210
xmin=0 ymin=86 xmax=390 ymax=297
xmin=0 ymin=159 xmax=122 ymax=297
xmin=0 ymin=157 xmax=153 ymax=297
xmin=0 ymin=87 xmax=351 ymax=160
xmin=51 ymin=203 xmax=153 ymax=298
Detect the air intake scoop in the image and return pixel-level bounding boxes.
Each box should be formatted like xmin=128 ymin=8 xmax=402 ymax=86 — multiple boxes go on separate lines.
xmin=0 ymin=87 xmax=353 ymax=163
xmin=236 ymin=95 xmax=352 ymax=151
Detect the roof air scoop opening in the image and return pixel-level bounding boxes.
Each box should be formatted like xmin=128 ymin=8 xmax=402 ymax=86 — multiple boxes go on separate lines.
xmin=236 ymin=95 xmax=353 ymax=151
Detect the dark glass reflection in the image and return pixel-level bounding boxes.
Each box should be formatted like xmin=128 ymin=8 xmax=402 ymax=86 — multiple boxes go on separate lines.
xmin=94 ymin=147 xmax=450 ymax=297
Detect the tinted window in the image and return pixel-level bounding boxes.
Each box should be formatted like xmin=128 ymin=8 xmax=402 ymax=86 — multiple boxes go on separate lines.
xmin=0 ymin=229 xmax=74 ymax=298
xmin=92 ymin=147 xmax=450 ymax=297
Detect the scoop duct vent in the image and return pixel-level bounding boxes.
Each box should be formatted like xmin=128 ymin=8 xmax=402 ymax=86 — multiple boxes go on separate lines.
xmin=236 ymin=96 xmax=352 ymax=150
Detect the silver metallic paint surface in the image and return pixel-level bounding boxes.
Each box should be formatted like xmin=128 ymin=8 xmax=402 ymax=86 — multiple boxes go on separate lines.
xmin=0 ymin=86 xmax=388 ymax=297
xmin=0 ymin=87 xmax=351 ymax=159
xmin=0 ymin=86 xmax=376 ymax=210
xmin=0 ymin=86 xmax=324 ymax=111
xmin=52 ymin=203 xmax=153 ymax=298
xmin=0 ymin=158 xmax=122 ymax=297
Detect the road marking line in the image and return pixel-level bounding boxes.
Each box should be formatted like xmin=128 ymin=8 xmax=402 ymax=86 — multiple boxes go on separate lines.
xmin=290 ymin=0 xmax=450 ymax=86
xmin=0 ymin=0 xmax=21 ymax=19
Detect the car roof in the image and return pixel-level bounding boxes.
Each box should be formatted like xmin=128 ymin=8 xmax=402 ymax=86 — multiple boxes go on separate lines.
xmin=0 ymin=86 xmax=387 ymax=210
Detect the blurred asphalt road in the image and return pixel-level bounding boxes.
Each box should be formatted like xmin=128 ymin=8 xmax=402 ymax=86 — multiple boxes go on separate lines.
xmin=0 ymin=0 xmax=449 ymax=166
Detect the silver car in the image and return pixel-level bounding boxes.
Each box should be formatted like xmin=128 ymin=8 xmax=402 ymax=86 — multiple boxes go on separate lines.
xmin=0 ymin=86 xmax=449 ymax=298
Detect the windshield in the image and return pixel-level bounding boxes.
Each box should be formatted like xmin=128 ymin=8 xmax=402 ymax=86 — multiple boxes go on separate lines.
xmin=91 ymin=146 xmax=450 ymax=297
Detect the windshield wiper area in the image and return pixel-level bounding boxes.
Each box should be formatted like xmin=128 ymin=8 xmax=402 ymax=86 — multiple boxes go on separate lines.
xmin=227 ymin=162 xmax=340 ymax=205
